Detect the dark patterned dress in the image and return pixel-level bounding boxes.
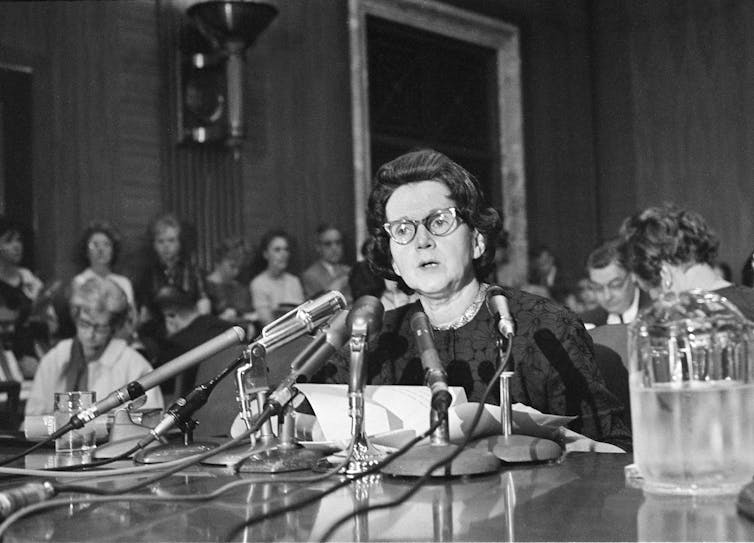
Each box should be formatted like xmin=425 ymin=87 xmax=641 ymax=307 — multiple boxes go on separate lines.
xmin=316 ymin=286 xmax=632 ymax=450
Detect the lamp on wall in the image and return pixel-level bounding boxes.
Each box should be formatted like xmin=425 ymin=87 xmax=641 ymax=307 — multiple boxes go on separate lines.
xmin=180 ymin=0 xmax=278 ymax=151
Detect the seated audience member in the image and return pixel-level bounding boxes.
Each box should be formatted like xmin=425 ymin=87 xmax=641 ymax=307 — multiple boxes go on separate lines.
xmin=135 ymin=213 xmax=210 ymax=361
xmin=348 ymin=241 xmax=386 ymax=301
xmin=155 ymin=285 xmax=236 ymax=397
xmin=619 ymin=203 xmax=754 ymax=320
xmin=205 ymin=237 xmax=254 ymax=329
xmin=249 ymin=229 xmax=304 ymax=326
xmin=25 ymin=276 xmax=163 ymax=416
xmin=0 ymin=217 xmax=44 ymax=356
xmin=492 ymin=229 xmax=525 ymax=288
xmin=579 ymin=238 xmax=651 ymax=328
xmin=301 ymin=224 xmax=352 ymax=302
xmin=315 ymin=149 xmax=631 ymax=450
xmin=575 ymin=277 xmax=599 ymax=312
xmin=349 ymin=241 xmax=416 ymax=310
xmin=72 ymin=221 xmax=137 ymax=341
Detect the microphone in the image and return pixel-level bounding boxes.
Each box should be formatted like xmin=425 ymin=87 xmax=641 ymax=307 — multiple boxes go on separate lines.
xmin=139 ymin=350 xmax=248 ymax=447
xmin=347 ymin=296 xmax=384 ymax=393
xmin=255 ymin=290 xmax=347 ymax=353
xmin=0 ymin=481 xmax=56 ymax=520
xmin=486 ymin=286 xmax=515 ymax=340
xmin=410 ymin=311 xmax=452 ymax=413
xmin=68 ymin=326 xmax=246 ymax=429
xmin=266 ymin=309 xmax=350 ymax=412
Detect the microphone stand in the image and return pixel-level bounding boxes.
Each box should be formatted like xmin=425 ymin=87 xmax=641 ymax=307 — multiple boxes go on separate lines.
xmin=130 ymin=351 xmax=249 ymax=463
xmin=202 ymin=336 xmax=323 ymax=472
xmin=473 ymin=338 xmax=561 ymax=463
xmin=341 ymin=321 xmax=385 ymax=476
xmin=380 ymin=395 xmax=500 ymax=476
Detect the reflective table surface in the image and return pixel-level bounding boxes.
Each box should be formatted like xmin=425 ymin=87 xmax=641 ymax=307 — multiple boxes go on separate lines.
xmin=3 ymin=450 xmax=754 ymax=542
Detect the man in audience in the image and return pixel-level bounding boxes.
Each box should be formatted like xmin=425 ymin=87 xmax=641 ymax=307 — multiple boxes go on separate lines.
xmin=301 ymin=224 xmax=351 ymax=301
xmin=579 ymin=238 xmax=651 ymax=329
xmin=155 ymin=285 xmax=235 ymax=397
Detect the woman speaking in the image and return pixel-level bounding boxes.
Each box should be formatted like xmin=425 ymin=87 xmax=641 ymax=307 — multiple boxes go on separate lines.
xmin=318 ymin=149 xmax=630 ymax=450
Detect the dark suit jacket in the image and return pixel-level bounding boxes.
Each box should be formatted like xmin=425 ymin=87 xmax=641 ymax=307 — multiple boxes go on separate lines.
xmin=578 ymin=288 xmax=652 ymax=326
xmin=302 ymin=260 xmax=351 ymax=301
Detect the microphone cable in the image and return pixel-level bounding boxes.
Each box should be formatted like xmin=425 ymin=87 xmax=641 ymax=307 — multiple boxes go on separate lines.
xmin=317 ymin=339 xmax=514 ymax=542
xmin=223 ymin=416 xmax=444 ymax=541
xmin=0 ymin=446 xmax=360 ymax=539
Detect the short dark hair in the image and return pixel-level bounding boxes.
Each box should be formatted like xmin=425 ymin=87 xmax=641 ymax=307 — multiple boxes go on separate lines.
xmin=213 ymin=237 xmax=248 ymax=265
xmin=618 ymin=204 xmax=719 ymax=288
xmin=365 ymin=149 xmax=501 ymax=284
xmin=0 ymin=216 xmax=22 ymax=241
xmin=315 ymin=223 xmax=342 ymax=239
xmin=75 ymin=221 xmax=122 ymax=270
xmin=586 ymin=237 xmax=624 ymax=272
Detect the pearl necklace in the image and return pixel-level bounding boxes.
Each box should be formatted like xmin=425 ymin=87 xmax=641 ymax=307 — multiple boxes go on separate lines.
xmin=432 ymin=283 xmax=490 ymax=331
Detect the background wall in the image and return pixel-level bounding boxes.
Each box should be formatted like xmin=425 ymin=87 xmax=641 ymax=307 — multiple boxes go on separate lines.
xmin=0 ymin=0 xmax=752 ymax=289
xmin=592 ymin=0 xmax=754 ymax=282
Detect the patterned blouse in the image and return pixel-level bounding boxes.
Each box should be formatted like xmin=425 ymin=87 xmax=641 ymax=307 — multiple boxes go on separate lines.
xmin=316 ymin=286 xmax=632 ymax=450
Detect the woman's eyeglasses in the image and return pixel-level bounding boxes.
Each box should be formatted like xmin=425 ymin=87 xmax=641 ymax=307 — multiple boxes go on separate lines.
xmin=383 ymin=207 xmax=462 ymax=245
xmin=76 ymin=317 xmax=112 ymax=336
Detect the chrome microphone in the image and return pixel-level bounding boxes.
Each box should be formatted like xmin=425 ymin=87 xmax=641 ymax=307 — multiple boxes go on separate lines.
xmin=485 ymin=286 xmax=515 ymax=340
xmin=266 ymin=309 xmax=350 ymax=413
xmin=410 ymin=311 xmax=452 ymax=413
xmin=68 ymin=326 xmax=247 ymax=429
xmin=347 ymin=296 xmax=384 ymax=394
xmin=255 ymin=290 xmax=347 ymax=353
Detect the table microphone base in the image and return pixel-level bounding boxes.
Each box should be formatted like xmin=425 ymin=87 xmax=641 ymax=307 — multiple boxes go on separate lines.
xmin=200 ymin=440 xmax=270 ymax=467
xmin=133 ymin=441 xmax=219 ymax=464
xmin=473 ymin=434 xmax=562 ymax=463
xmin=236 ymin=445 xmax=324 ymax=473
xmin=381 ymin=443 xmax=500 ymax=478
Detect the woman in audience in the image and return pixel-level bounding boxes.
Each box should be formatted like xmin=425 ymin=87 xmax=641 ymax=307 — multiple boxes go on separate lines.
xmin=249 ymin=229 xmax=304 ymax=326
xmin=72 ymin=221 xmax=136 ymax=339
xmin=135 ymin=213 xmax=210 ymax=359
xmin=0 ymin=217 xmax=46 ymax=364
xmin=619 ymin=203 xmax=754 ymax=319
xmin=0 ymin=217 xmax=43 ymax=327
xmin=25 ymin=276 xmax=163 ymax=416
xmin=316 ymin=149 xmax=631 ymax=449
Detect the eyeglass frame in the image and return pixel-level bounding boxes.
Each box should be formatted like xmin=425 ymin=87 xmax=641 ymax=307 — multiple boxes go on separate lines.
xmin=383 ymin=207 xmax=463 ymax=245
xmin=75 ymin=316 xmax=113 ymax=336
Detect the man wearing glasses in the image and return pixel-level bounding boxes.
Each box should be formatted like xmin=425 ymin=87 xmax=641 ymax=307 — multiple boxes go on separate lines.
xmin=301 ymin=224 xmax=352 ymax=302
xmin=579 ymin=238 xmax=651 ymax=329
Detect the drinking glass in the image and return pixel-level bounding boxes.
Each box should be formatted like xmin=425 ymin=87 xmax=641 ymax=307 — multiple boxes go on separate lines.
xmin=54 ymin=391 xmax=96 ymax=453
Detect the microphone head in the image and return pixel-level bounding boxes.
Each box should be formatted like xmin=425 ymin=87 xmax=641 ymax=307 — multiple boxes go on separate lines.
xmin=485 ymin=285 xmax=506 ymax=315
xmin=485 ymin=285 xmax=515 ymax=338
xmin=409 ymin=310 xmax=432 ymax=335
xmin=347 ymin=295 xmax=384 ymax=337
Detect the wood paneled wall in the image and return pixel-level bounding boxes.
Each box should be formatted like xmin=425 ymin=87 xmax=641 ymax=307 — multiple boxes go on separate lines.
xmin=0 ymin=0 xmax=162 ymax=283
xmin=3 ymin=0 xmax=754 ymax=289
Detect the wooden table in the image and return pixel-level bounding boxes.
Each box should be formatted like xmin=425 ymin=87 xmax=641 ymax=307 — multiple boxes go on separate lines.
xmin=3 ymin=451 xmax=754 ymax=541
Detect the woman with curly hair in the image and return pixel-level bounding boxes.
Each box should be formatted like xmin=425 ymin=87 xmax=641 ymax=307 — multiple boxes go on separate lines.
xmin=619 ymin=203 xmax=754 ymax=320
xmin=72 ymin=221 xmax=136 ymax=337
xmin=316 ymin=149 xmax=631 ymax=450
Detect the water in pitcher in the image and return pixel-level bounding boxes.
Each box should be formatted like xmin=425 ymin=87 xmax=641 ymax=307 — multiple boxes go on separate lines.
xmin=631 ymin=380 xmax=754 ymax=494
